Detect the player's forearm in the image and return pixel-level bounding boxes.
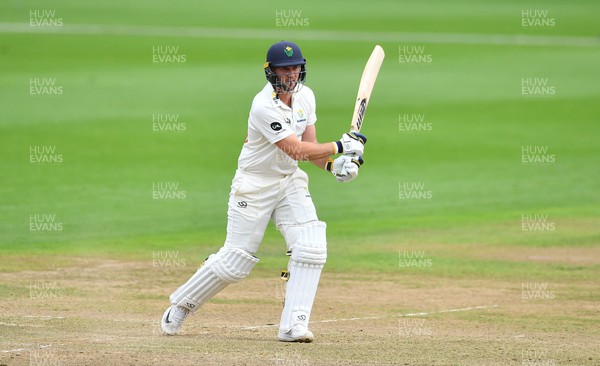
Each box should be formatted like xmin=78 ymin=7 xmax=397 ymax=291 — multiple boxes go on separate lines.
xmin=310 ymin=156 xmax=332 ymax=170
xmin=278 ymin=140 xmax=336 ymax=161
xmin=297 ymin=141 xmax=337 ymax=161
xmin=276 ymin=132 xmax=364 ymax=162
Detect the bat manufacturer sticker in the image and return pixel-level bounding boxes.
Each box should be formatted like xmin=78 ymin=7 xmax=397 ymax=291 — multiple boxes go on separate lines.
xmin=356 ymin=98 xmax=367 ymax=131
xmin=270 ymin=122 xmax=283 ymax=131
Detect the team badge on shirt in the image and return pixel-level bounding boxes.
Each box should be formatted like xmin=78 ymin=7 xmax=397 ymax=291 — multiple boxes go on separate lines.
xmin=296 ymin=109 xmax=307 ymax=123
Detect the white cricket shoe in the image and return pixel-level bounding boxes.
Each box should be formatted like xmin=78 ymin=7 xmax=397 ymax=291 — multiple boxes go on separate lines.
xmin=161 ymin=305 xmax=189 ymax=335
xmin=278 ymin=325 xmax=314 ymax=343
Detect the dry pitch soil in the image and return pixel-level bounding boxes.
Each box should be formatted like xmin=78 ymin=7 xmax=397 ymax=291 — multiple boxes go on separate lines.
xmin=0 ymin=255 xmax=598 ymax=366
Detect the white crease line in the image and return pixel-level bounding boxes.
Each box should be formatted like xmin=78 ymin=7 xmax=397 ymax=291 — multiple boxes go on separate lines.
xmin=0 ymin=344 xmax=52 ymax=353
xmin=21 ymin=316 xmax=65 ymax=320
xmin=0 ymin=23 xmax=598 ymax=48
xmin=0 ymin=348 xmax=28 ymax=353
xmin=240 ymin=304 xmax=500 ymax=330
xmin=0 ymin=316 xmax=64 ymax=327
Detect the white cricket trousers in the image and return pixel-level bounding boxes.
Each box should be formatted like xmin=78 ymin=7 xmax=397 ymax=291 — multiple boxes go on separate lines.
xmin=224 ymin=167 xmax=319 ymax=254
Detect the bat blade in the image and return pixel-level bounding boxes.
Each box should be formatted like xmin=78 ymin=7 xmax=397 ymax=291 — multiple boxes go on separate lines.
xmin=350 ymin=45 xmax=385 ymax=132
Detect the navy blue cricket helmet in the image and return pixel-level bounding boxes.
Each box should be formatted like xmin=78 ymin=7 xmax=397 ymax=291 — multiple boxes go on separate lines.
xmin=264 ymin=41 xmax=307 ymax=90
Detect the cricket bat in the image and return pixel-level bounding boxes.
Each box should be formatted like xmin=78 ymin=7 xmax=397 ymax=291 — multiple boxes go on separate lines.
xmin=349 ymin=45 xmax=385 ymax=132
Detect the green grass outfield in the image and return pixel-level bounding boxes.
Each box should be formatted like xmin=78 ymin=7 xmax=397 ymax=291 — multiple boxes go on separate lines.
xmin=1 ymin=1 xmax=599 ymax=287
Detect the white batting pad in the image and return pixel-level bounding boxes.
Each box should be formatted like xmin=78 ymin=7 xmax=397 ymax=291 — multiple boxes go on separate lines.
xmin=279 ymin=221 xmax=327 ymax=333
xmin=170 ymin=247 xmax=259 ymax=312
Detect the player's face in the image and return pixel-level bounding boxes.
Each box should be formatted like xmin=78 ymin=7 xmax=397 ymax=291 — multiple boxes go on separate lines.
xmin=274 ymin=65 xmax=301 ymax=93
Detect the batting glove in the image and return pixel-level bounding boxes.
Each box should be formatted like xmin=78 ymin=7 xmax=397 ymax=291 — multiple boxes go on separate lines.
xmin=326 ymin=155 xmax=364 ymax=183
xmin=333 ymin=132 xmax=367 ymax=156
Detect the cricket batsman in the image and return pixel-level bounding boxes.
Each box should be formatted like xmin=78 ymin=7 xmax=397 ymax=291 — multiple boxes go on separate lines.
xmin=161 ymin=41 xmax=367 ymax=342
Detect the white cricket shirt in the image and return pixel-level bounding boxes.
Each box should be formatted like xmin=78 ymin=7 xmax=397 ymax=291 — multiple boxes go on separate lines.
xmin=237 ymin=82 xmax=317 ymax=176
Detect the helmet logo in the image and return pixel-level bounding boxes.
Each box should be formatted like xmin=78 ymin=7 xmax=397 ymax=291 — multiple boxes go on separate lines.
xmin=284 ymin=46 xmax=294 ymax=57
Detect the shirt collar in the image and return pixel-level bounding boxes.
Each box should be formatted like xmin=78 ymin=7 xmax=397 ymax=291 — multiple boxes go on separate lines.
xmin=266 ymin=83 xmax=292 ymax=111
